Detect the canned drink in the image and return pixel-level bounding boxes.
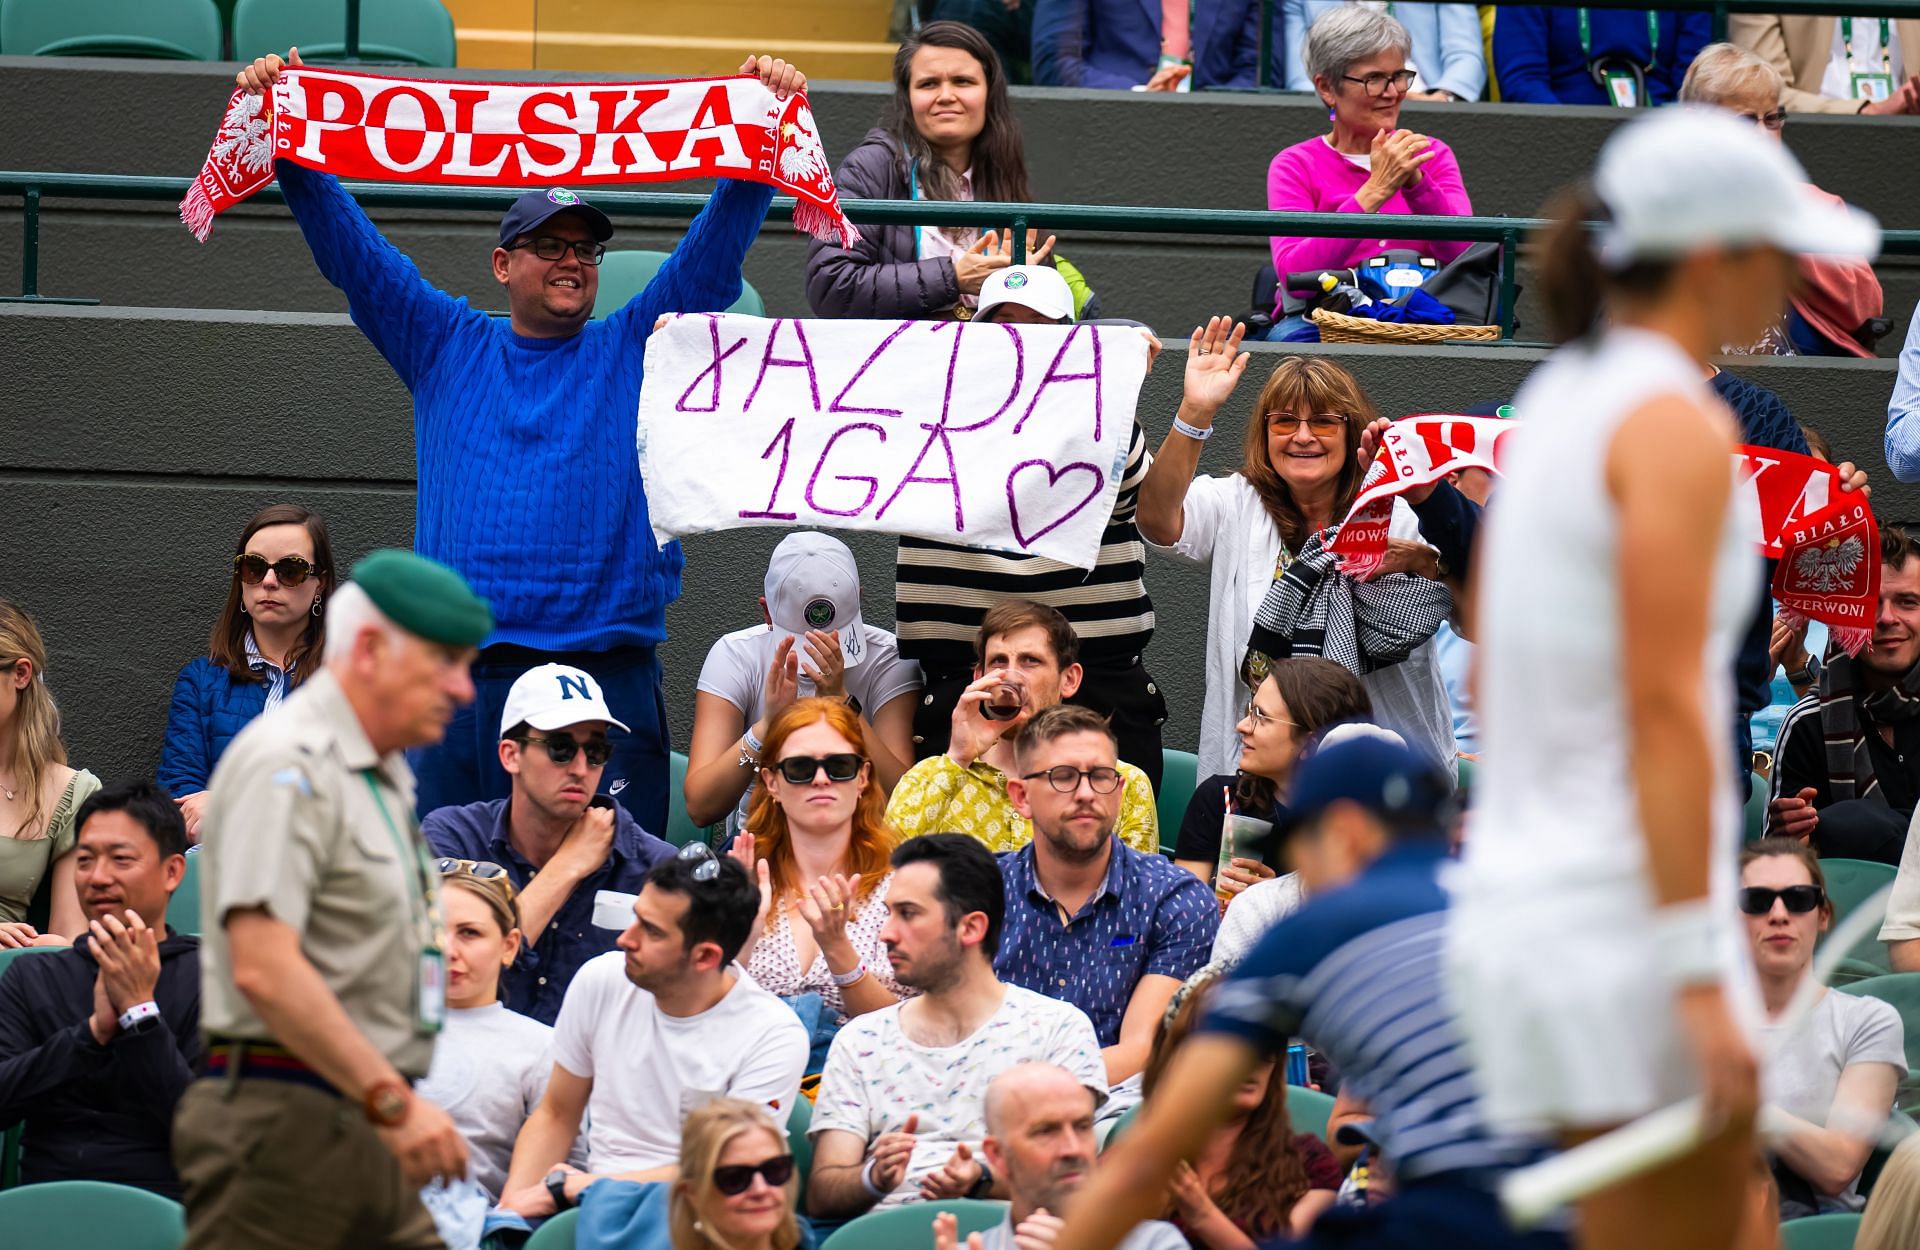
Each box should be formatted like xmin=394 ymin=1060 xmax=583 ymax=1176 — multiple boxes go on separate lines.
xmin=1286 ymin=1042 xmax=1310 ymax=1087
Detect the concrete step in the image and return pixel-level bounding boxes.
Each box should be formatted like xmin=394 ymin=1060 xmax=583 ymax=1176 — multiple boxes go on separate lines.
xmin=1 ymin=301 xmax=1902 ymax=787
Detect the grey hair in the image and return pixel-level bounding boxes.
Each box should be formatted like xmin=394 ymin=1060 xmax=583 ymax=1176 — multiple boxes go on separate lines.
xmin=1679 ymin=41 xmax=1784 ymax=106
xmin=1304 ymin=4 xmax=1413 ymax=88
xmin=323 ymin=582 xmax=405 ymax=670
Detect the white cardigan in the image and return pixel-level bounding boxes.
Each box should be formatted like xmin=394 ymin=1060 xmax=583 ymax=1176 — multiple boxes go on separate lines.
xmin=1152 ymin=473 xmax=1457 ymax=780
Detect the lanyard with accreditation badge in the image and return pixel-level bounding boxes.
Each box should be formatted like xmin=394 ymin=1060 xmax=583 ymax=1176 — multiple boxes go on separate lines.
xmin=361 ymin=770 xmax=447 ymax=1036
xmin=1841 ymin=16 xmax=1896 ymax=101
xmin=1579 ymin=8 xmax=1660 ymax=107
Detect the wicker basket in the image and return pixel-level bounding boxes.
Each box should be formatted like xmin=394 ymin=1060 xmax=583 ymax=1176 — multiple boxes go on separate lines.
xmin=1310 ymin=308 xmax=1502 ymax=344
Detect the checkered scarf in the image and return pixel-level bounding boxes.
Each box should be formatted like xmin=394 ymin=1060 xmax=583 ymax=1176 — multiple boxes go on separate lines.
xmin=1244 ymin=527 xmax=1452 ymax=684
xmin=1817 ymin=650 xmax=1920 ymax=803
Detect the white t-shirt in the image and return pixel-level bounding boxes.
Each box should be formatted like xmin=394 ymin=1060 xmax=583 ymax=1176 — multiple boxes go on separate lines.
xmin=696 ymin=623 xmax=923 ymax=835
xmin=415 ymin=1003 xmax=580 ymax=1198
xmin=1822 ymin=17 xmax=1905 ymax=100
xmin=1760 ymin=990 xmax=1907 ymax=1212
xmin=811 ymin=983 xmax=1107 ymax=1210
xmin=550 ymin=953 xmax=810 ymax=1174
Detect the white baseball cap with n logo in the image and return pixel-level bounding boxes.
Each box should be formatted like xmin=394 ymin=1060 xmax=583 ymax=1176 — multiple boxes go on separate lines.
xmin=499 ymin=663 xmax=631 ymax=737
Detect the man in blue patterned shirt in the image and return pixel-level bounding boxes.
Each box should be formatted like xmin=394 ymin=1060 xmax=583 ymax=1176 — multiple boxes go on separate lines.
xmin=997 ymin=705 xmax=1217 ymax=1085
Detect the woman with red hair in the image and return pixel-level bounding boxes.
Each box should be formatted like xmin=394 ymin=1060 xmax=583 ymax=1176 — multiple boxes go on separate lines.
xmin=729 ymin=697 xmax=908 ymax=1023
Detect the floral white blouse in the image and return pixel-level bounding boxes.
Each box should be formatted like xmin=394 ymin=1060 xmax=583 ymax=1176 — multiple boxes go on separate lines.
xmin=745 ymin=869 xmax=911 ymax=1020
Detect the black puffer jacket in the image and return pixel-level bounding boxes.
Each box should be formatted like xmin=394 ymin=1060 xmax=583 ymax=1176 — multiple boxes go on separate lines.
xmin=805 ymin=128 xmax=962 ymax=319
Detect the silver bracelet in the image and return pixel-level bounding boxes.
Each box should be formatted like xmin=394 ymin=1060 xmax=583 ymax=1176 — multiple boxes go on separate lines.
xmin=830 ymin=961 xmax=868 ymax=988
xmin=1172 ymin=415 xmax=1213 ymax=442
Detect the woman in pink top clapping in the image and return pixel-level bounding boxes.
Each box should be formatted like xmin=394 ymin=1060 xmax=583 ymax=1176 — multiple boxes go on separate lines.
xmin=1264 ymin=6 xmax=1474 ymax=332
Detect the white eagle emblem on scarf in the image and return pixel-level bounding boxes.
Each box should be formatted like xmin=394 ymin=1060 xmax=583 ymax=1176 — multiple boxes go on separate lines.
xmin=1792 ymin=535 xmax=1867 ymax=595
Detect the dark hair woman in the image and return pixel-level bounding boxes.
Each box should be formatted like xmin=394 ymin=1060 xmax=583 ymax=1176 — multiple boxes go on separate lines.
xmin=804 ymin=21 xmax=1074 ymax=321
xmin=158 ymin=504 xmax=336 ymax=841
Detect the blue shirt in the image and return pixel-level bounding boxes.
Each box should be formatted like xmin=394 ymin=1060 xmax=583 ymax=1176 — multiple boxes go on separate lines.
xmin=1201 ymin=841 xmax=1538 ymax=1183
xmin=277 ymin=162 xmax=775 ymax=651
xmin=1888 ymin=308 xmax=1920 ymax=484
xmin=1492 ymin=7 xmax=1711 ymax=106
xmin=422 ymin=797 xmax=674 ymax=1025
xmin=995 ymin=838 xmax=1218 ymax=1047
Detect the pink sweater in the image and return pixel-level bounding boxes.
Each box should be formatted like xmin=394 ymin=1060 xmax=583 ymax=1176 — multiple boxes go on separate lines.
xmin=1266 ymin=135 xmax=1474 ymax=304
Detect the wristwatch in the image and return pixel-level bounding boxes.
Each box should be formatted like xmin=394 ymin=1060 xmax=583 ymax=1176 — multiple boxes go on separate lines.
xmin=968 ymin=1159 xmax=995 ymax=1199
xmin=362 ymin=1079 xmax=412 ymax=1128
xmin=117 ymin=1001 xmax=162 ymax=1036
xmin=546 ymin=1167 xmax=576 ymax=1211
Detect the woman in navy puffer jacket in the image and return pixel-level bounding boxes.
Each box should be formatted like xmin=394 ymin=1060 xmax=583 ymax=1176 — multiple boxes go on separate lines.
xmin=158 ymin=504 xmax=335 ymax=840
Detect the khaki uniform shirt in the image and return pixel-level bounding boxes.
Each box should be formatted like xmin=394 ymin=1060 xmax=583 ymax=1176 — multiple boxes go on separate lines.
xmin=199 ymin=669 xmax=444 ymax=1077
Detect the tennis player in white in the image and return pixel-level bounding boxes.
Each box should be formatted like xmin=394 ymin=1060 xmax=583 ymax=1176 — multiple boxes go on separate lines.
xmin=1448 ymin=108 xmax=1879 ymax=1250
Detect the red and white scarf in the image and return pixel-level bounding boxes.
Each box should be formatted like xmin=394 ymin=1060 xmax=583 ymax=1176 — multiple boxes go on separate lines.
xmin=182 ymin=68 xmax=860 ymax=248
xmin=1330 ymin=415 xmax=1881 ymax=654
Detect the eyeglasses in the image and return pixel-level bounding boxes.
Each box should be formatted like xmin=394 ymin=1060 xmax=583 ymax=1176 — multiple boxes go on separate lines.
xmin=233 ymin=553 xmax=321 ymax=586
xmin=1738 ymin=885 xmax=1825 ymax=916
xmin=677 ymin=841 xmax=722 ymax=882
xmin=1021 ymin=765 xmax=1125 ymax=794
xmin=507 ymin=235 xmax=607 ymax=265
xmin=1341 ymin=69 xmax=1417 ymax=97
xmin=436 ymin=858 xmax=509 ymax=880
xmin=1266 ymin=412 xmax=1348 ymax=436
xmin=1739 ymin=109 xmax=1789 ymax=132
xmin=712 ymin=1154 xmax=795 ymax=1196
xmin=1242 ymin=702 xmax=1303 ymax=730
xmin=515 ymin=734 xmax=614 ymax=767
xmin=774 ymin=753 xmax=865 ymax=784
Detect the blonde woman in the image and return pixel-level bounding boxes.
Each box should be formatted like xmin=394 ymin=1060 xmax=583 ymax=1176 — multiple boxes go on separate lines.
xmin=671 ymin=1099 xmax=804 ymax=1250
xmin=0 ymin=601 xmax=98 ymax=948
xmin=1857 ymin=1134 xmax=1920 ymax=1250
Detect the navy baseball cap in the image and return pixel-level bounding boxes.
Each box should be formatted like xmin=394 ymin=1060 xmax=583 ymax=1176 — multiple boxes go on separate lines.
xmin=497 ymin=188 xmax=614 ymax=248
xmin=1277 ymin=726 xmax=1454 ymax=842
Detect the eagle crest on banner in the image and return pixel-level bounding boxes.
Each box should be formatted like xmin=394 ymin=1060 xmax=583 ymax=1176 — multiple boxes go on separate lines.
xmin=1792 ymin=535 xmax=1867 ymax=595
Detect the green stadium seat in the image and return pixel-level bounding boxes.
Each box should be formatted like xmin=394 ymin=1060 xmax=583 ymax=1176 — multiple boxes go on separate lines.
xmin=1745 ymin=772 xmax=1767 ymax=844
xmin=1285 ymin=1084 xmax=1336 ymax=1142
xmin=0 ymin=946 xmax=58 ymax=981
xmin=1779 ymin=1211 xmax=1860 ymax=1250
xmin=1821 ymin=859 xmax=1899 ymax=981
xmin=231 ymin=0 xmax=455 ymax=66
xmin=524 ymin=1207 xmax=578 ymax=1249
xmin=1838 ymin=973 xmax=1920 ymax=1113
xmin=1156 ymin=749 xmax=1199 ymax=856
xmin=169 ymin=852 xmax=202 ymax=938
xmin=820 ymin=1198 xmax=1008 ymax=1250
xmin=666 ymin=750 xmax=719 ymax=849
xmin=592 ymin=251 xmax=767 ymax=320
xmin=787 ymin=1096 xmax=814 ymax=1206
xmin=0 ymin=1179 xmax=186 ymax=1249
xmin=1 ymin=0 xmax=220 ymax=59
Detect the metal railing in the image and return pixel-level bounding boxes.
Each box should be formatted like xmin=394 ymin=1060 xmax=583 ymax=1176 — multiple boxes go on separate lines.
xmin=1249 ymin=0 xmax=1920 ymax=87
xmin=6 ymin=170 xmax=1920 ymax=337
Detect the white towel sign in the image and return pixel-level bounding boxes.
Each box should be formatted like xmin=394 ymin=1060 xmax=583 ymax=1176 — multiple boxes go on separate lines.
xmin=638 ymin=315 xmax=1148 ymax=569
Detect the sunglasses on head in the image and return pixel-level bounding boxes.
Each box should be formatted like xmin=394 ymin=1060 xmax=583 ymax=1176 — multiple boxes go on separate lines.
xmin=713 ymin=1154 xmax=795 ymax=1196
xmin=437 ymin=858 xmax=508 ymax=880
xmin=233 ymin=553 xmax=320 ymax=586
xmin=677 ymin=840 xmax=723 ymax=882
xmin=515 ymin=733 xmax=614 ymax=768
xmin=773 ymin=753 xmax=865 ymax=785
xmin=1738 ymin=885 xmax=1826 ymax=916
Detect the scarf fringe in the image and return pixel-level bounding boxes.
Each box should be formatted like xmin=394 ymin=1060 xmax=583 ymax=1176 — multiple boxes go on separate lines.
xmin=794 ymin=202 xmax=859 ymax=250
xmin=1781 ymin=607 xmax=1871 ymax=659
xmin=180 ymin=180 xmax=217 ymax=243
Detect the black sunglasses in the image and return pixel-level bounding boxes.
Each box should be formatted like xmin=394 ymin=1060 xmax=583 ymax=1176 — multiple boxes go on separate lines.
xmin=774 ymin=754 xmax=865 ymax=785
xmin=677 ymin=841 xmax=722 ymax=882
xmin=712 ymin=1154 xmax=795 ymax=1196
xmin=1738 ymin=885 xmax=1826 ymax=916
xmin=516 ymin=734 xmax=614 ymax=768
xmin=508 ymin=235 xmax=607 ymax=265
xmin=436 ymin=858 xmax=509 ymax=880
xmin=233 ymin=553 xmax=321 ymax=587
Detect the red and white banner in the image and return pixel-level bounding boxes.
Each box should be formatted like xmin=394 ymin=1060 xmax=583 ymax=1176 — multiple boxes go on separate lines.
xmin=182 ymin=68 xmax=859 ymax=248
xmin=1331 ymin=415 xmax=1880 ymax=653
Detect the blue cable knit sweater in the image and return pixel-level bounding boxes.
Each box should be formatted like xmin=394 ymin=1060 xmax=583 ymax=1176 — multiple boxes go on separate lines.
xmin=278 ymin=162 xmax=776 ymax=650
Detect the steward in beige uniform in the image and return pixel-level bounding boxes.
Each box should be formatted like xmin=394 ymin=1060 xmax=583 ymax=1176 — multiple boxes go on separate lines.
xmin=174 ymin=549 xmax=493 ymax=1250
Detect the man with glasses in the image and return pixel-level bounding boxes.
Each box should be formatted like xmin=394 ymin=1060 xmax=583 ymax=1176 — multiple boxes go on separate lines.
xmin=498 ymin=842 xmax=808 ymax=1219
xmin=886 ymin=601 xmax=1160 ymax=855
xmin=996 ymin=706 xmax=1216 ymax=1087
xmin=424 ymin=663 xmax=675 ymax=1025
xmin=232 ymin=50 xmax=810 ymax=840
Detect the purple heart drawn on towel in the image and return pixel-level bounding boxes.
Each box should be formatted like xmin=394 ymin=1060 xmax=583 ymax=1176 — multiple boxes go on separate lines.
xmin=1007 ymin=459 xmax=1105 ymax=549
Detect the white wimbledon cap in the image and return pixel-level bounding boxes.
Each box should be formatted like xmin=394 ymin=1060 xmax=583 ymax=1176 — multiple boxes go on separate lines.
xmin=1593 ymin=107 xmax=1880 ymax=268
xmin=976 ymin=264 xmax=1076 ymax=323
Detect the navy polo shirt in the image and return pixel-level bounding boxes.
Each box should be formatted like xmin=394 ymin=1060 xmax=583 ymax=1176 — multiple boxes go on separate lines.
xmin=995 ymin=837 xmax=1218 ymax=1047
xmin=422 ymin=796 xmax=674 ymax=1025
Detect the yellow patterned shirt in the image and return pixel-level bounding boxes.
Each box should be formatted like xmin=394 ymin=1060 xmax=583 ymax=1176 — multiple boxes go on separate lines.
xmin=884 ymin=754 xmax=1161 ymax=855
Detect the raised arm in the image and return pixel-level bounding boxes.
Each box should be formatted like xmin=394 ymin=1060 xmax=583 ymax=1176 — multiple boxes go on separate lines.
xmin=1138 ymin=319 xmax=1250 ymax=547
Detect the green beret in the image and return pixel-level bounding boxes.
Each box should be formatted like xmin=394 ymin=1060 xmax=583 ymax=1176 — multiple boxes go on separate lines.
xmin=350 ymin=550 xmax=493 ymax=648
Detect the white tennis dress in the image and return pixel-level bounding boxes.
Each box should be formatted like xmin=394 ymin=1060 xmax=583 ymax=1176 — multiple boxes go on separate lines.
xmin=1446 ymin=326 xmax=1762 ymax=1131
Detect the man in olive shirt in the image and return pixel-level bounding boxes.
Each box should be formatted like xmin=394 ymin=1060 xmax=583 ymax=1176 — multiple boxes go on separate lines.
xmin=174 ymin=550 xmax=493 ymax=1249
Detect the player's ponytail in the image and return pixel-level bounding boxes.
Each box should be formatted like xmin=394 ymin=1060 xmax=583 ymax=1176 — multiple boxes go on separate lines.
xmin=1537 ymin=181 xmax=1681 ymax=346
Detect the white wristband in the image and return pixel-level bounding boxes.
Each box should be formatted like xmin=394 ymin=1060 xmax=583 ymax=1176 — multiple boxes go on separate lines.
xmin=743 ymin=725 xmax=765 ymax=754
xmin=861 ymin=1154 xmax=888 ymax=1199
xmin=831 ymin=961 xmax=868 ymax=988
xmin=1651 ymin=899 xmax=1722 ymax=987
xmin=1172 ymin=415 xmax=1213 ymax=442
xmin=117 ymin=1000 xmax=161 ymax=1032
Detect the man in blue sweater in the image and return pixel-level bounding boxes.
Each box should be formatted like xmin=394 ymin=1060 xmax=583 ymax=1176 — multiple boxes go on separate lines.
xmin=234 ymin=48 xmax=809 ymax=836
xmin=1492 ymin=6 xmax=1710 ymax=105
